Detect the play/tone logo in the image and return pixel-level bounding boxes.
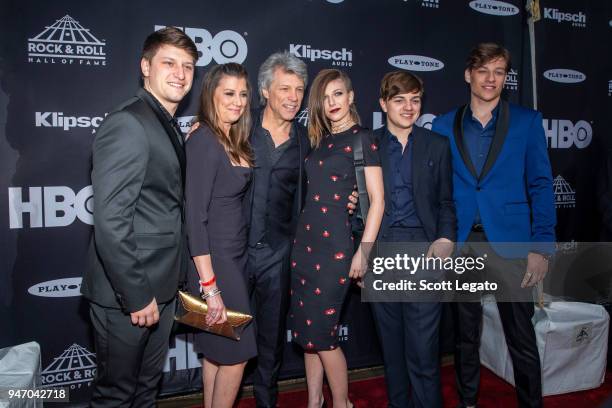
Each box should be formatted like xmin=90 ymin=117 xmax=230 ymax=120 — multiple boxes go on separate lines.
xmin=28 ymin=15 xmax=106 ymax=66
xmin=469 ymin=0 xmax=519 ymax=16
xmin=544 ymin=8 xmax=586 ymax=28
xmin=553 ymin=175 xmax=576 ymax=209
xmin=290 ymin=44 xmax=352 ymax=67
xmin=543 ymin=119 xmax=592 ymax=149
xmin=42 ymin=344 xmax=96 ymax=388
xmin=35 ymin=112 xmax=106 ymax=131
xmin=28 ymin=277 xmax=82 ymax=298
xmin=8 ymin=186 xmax=93 ymax=229
xmin=388 ymin=55 xmax=444 ymax=72
xmin=155 ymin=25 xmax=247 ymax=67
xmin=504 ymin=69 xmax=518 ymax=90
xmin=543 ymin=69 xmax=586 ymax=84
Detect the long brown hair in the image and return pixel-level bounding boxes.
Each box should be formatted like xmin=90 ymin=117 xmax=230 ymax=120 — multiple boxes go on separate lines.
xmin=197 ymin=63 xmax=253 ymax=166
xmin=307 ymin=69 xmax=360 ymax=148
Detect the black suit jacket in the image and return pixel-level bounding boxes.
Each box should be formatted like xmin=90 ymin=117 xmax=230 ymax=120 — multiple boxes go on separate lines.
xmin=245 ymin=112 xmax=310 ymax=250
xmin=82 ymin=89 xmax=187 ymax=312
xmin=375 ymin=125 xmax=456 ymax=242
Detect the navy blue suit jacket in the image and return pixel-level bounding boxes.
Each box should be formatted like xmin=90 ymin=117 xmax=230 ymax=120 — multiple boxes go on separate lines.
xmin=375 ymin=125 xmax=456 ymax=243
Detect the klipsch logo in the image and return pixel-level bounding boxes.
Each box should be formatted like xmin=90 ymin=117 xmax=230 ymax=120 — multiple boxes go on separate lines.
xmin=8 ymin=186 xmax=93 ymax=229
xmin=28 ymin=278 xmax=82 ymax=298
xmin=41 ymin=344 xmax=96 ymax=388
xmin=35 ymin=112 xmax=106 ymax=131
xmin=155 ymin=25 xmax=247 ymax=66
xmin=544 ymin=119 xmax=592 ymax=149
xmin=504 ymin=69 xmax=518 ymax=90
xmin=28 ymin=15 xmax=106 ymax=66
xmin=469 ymin=0 xmax=519 ymax=16
xmin=290 ymin=44 xmax=352 ymax=67
xmin=553 ymin=175 xmax=576 ymax=209
xmin=543 ymin=69 xmax=586 ymax=84
xmin=388 ymin=55 xmax=444 ymax=72
xmin=544 ymin=8 xmax=586 ymax=28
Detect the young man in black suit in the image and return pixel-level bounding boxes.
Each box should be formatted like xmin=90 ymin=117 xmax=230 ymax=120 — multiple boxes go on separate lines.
xmin=371 ymin=71 xmax=456 ymax=408
xmin=81 ymin=27 xmax=197 ymax=407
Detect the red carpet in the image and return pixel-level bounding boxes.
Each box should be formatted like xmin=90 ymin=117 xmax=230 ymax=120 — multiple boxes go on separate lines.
xmin=227 ymin=365 xmax=612 ymax=407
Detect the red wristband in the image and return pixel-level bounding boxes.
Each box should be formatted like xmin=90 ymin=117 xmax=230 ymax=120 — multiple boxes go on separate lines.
xmin=199 ymin=276 xmax=216 ymax=287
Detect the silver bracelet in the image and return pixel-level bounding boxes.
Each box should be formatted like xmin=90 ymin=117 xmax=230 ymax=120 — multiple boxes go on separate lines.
xmin=201 ymin=288 xmax=221 ymax=300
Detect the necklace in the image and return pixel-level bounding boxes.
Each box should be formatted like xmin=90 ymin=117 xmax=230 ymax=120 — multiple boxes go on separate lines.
xmin=331 ymin=117 xmax=355 ymax=134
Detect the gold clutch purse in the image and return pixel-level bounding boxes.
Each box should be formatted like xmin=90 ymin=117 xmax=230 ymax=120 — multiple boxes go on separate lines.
xmin=175 ymin=290 xmax=253 ymax=340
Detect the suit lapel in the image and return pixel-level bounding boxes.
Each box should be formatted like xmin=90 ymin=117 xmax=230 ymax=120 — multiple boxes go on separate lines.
xmin=137 ymin=89 xmax=186 ymax=185
xmin=479 ymin=100 xmax=510 ymax=180
xmin=453 ymin=105 xmax=479 ymax=180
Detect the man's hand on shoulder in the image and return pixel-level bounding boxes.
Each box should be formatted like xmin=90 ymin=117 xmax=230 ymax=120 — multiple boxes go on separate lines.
xmin=347 ymin=190 xmax=358 ymax=215
xmin=185 ymin=121 xmax=200 ymax=141
xmin=130 ymin=298 xmax=159 ymax=327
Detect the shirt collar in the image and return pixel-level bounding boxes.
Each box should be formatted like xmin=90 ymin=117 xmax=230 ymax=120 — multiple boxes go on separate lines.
xmin=466 ymin=101 xmax=500 ymax=126
xmin=384 ymin=126 xmax=412 ymax=144
xmin=142 ymin=88 xmax=175 ymax=123
xmin=258 ymin=109 xmax=296 ymax=139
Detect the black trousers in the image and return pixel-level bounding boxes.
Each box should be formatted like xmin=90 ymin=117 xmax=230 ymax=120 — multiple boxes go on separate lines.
xmin=89 ymin=299 xmax=175 ymax=408
xmin=452 ymin=231 xmax=542 ymax=408
xmin=371 ymin=227 xmax=442 ymax=408
xmin=247 ymin=242 xmax=292 ymax=408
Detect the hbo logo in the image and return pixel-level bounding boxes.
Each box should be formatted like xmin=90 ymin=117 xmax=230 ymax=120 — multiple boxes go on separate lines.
xmin=154 ymin=25 xmax=247 ymax=66
xmin=543 ymin=119 xmax=592 ymax=149
xmin=8 ymin=186 xmax=93 ymax=229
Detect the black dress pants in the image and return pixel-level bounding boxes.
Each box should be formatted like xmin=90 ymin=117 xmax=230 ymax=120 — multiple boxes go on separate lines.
xmin=452 ymin=231 xmax=542 ymax=408
xmin=371 ymin=227 xmax=443 ymax=408
xmin=89 ymin=299 xmax=175 ymax=408
xmin=247 ymin=242 xmax=291 ymax=408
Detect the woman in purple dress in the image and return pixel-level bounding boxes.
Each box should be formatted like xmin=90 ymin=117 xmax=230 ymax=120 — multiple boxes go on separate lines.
xmin=289 ymin=69 xmax=384 ymax=408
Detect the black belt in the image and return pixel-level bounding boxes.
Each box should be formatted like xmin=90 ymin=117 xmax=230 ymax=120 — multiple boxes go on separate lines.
xmin=471 ymin=223 xmax=485 ymax=232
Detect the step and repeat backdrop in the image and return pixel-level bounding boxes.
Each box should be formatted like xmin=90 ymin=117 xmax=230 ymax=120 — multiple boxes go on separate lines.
xmin=1 ymin=0 xmax=610 ymax=404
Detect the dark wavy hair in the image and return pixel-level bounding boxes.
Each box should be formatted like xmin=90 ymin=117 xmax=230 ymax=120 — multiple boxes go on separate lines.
xmin=465 ymin=42 xmax=511 ymax=73
xmin=197 ymin=63 xmax=253 ymax=166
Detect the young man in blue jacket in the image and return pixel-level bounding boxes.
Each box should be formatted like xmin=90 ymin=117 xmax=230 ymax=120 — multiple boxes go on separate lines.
xmin=432 ymin=43 xmax=555 ymax=408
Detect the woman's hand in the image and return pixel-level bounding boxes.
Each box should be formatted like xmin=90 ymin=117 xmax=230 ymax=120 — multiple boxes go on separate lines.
xmin=349 ymin=250 xmax=366 ymax=282
xmin=203 ymin=289 xmax=227 ymax=326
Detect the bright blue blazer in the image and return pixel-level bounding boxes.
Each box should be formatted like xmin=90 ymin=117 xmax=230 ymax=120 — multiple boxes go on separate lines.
xmin=431 ymin=101 xmax=556 ymax=257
